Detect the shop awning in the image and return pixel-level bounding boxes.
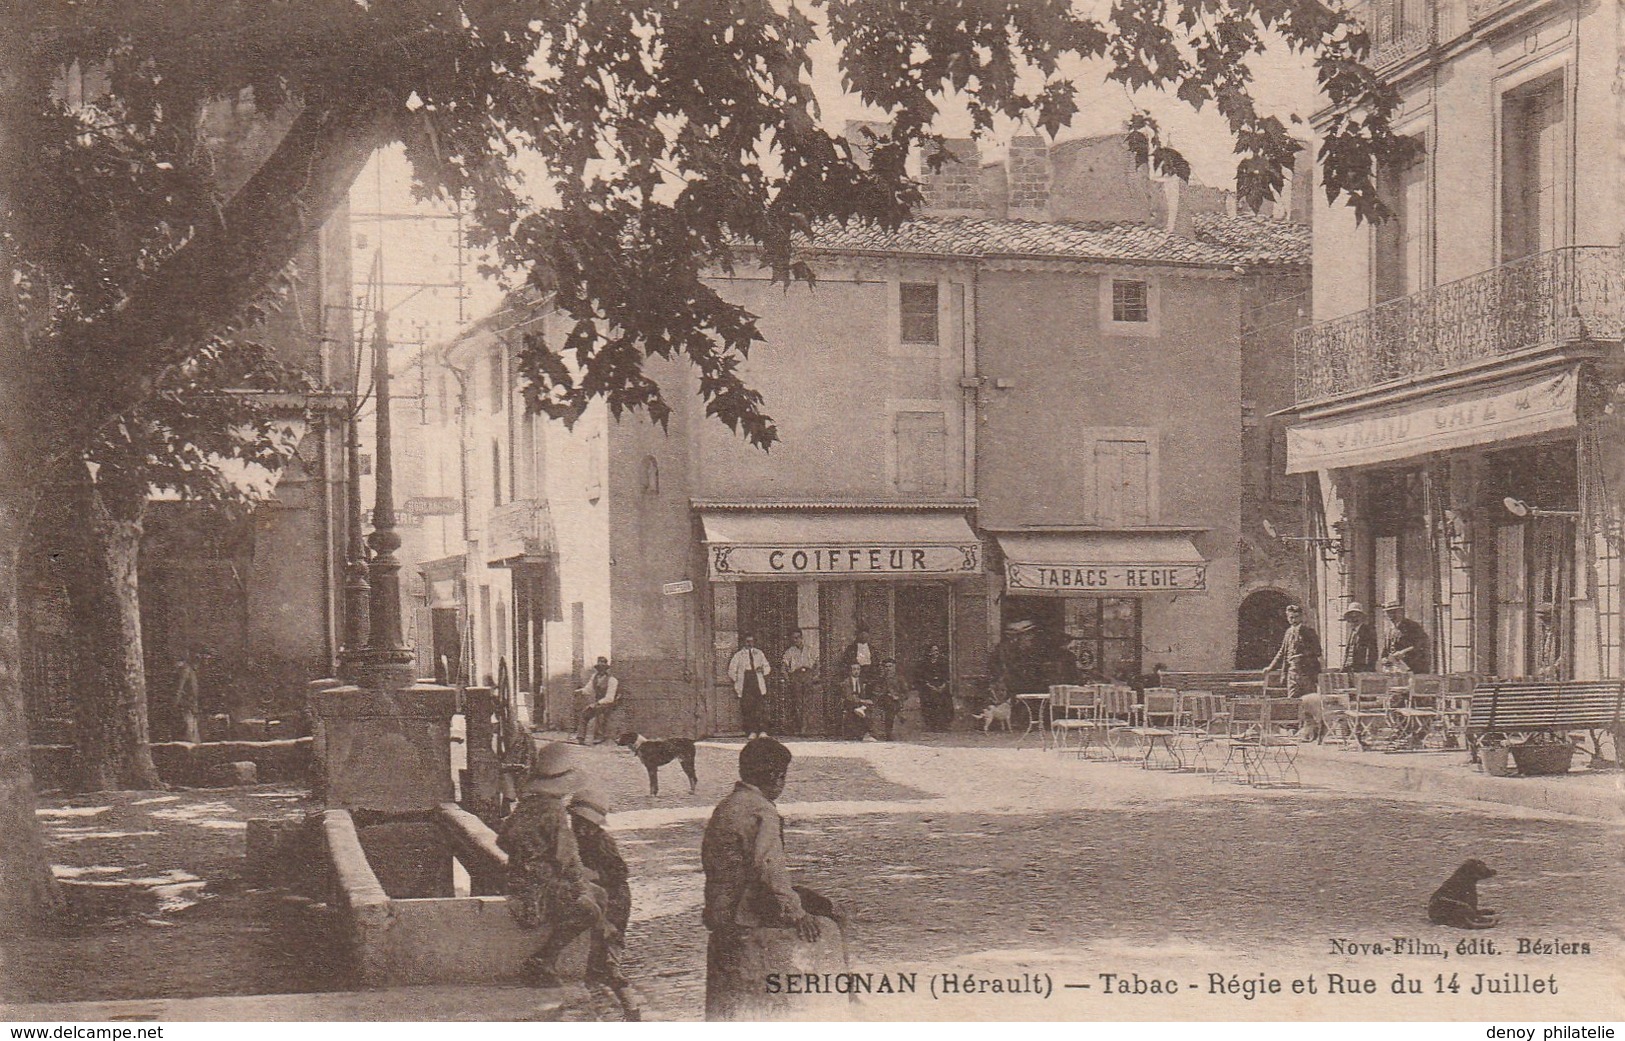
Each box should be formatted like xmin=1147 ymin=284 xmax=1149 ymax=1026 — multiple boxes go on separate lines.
xmin=995 ymin=530 xmax=1208 ymax=594
xmin=700 ymin=510 xmax=981 ymax=581
xmin=1285 ymin=367 xmax=1579 ymax=474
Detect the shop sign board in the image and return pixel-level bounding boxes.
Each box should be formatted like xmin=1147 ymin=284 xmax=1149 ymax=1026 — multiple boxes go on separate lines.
xmin=1005 ymin=561 xmax=1207 ymax=593
xmin=708 ymin=542 xmax=982 ymax=580
xmin=662 ymin=579 xmax=695 ymax=596
xmin=1286 ymin=368 xmax=1577 ymax=474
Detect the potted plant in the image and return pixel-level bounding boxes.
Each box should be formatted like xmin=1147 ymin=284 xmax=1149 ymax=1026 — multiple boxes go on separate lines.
xmin=1478 ymin=733 xmax=1515 ymax=777
xmin=1508 ymin=731 xmax=1577 ymax=777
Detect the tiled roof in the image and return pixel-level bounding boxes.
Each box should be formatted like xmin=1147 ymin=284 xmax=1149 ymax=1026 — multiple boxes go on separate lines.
xmin=791 ymin=212 xmax=1308 ymax=268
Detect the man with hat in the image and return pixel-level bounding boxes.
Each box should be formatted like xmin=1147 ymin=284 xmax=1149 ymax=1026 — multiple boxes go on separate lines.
xmin=1342 ymin=602 xmax=1378 ymax=673
xmin=498 ymin=742 xmax=614 ymax=987
xmin=989 ymin=619 xmax=1036 ymax=704
xmin=1379 ymin=601 xmax=1432 ymax=674
xmin=576 ymin=656 xmax=621 ymax=745
xmin=568 ymin=788 xmax=634 ymax=1005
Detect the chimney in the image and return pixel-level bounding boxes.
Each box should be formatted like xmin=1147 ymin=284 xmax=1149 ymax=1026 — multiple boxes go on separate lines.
xmin=1162 ymin=179 xmax=1196 ymax=240
xmin=842 ymin=119 xmax=891 ymax=170
xmin=1287 ymin=139 xmax=1314 ymax=224
xmin=919 ymin=138 xmax=984 ymax=216
xmin=1006 ymin=135 xmax=1052 ymax=220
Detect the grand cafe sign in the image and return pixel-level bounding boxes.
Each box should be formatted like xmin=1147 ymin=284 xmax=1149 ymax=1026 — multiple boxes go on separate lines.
xmin=708 ymin=542 xmax=982 ymax=580
xmin=1286 ymin=368 xmax=1578 ymax=474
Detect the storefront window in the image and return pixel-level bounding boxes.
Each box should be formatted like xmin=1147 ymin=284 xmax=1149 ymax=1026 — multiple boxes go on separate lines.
xmin=1003 ymin=596 xmax=1142 ymax=685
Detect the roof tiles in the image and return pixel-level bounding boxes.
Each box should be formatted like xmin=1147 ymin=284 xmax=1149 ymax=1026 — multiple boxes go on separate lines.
xmin=791 ymin=212 xmax=1308 ymax=268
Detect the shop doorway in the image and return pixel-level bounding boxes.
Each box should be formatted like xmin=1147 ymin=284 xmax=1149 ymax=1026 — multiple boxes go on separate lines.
xmin=738 ymin=582 xmax=798 ymax=670
xmin=895 ymin=583 xmax=950 ymax=678
xmin=1236 ymin=590 xmax=1293 ymax=669
xmin=818 ymin=581 xmax=952 ymax=684
xmin=430 ymin=607 xmax=463 ymax=685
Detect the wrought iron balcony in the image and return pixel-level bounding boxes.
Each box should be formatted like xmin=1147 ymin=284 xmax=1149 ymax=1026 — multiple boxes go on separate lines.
xmin=1294 ymin=246 xmax=1625 ymax=402
xmin=486 ymin=498 xmax=555 ymax=563
xmin=1348 ymin=0 xmax=1434 ymax=68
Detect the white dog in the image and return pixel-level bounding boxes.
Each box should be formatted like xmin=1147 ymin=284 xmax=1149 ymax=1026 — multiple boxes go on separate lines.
xmin=971 ymin=700 xmax=1014 ymax=733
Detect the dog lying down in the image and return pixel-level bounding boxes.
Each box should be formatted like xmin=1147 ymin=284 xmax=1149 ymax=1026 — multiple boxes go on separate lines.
xmin=1428 ymin=858 xmax=1500 ymax=929
xmin=616 ymin=732 xmax=699 ymax=796
xmin=971 ymin=701 xmax=1014 ymax=733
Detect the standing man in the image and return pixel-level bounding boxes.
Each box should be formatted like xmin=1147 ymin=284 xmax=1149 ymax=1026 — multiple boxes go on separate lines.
xmin=780 ymin=630 xmax=818 ymax=737
xmin=173 ymin=650 xmax=201 ymax=743
xmin=576 ymin=657 xmax=621 ymax=745
xmin=1380 ymin=601 xmax=1432 ymax=674
xmin=1265 ymin=604 xmax=1324 ymax=742
xmin=701 ymin=737 xmax=827 ymax=1020
xmin=1341 ymin=602 xmax=1378 ymax=672
xmin=497 ymin=742 xmax=615 ymax=987
xmin=1264 ymin=603 xmax=1322 ymax=699
xmin=916 ymin=643 xmax=951 ymax=731
xmin=841 ymin=627 xmax=879 ymax=685
xmin=728 ymin=635 xmax=772 ymax=740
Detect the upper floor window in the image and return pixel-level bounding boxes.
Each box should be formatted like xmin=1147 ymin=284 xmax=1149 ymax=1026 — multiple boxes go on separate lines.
xmin=1501 ymin=72 xmax=1567 ymax=263
xmin=899 ymin=283 xmax=939 ymax=344
xmin=490 ymin=352 xmax=505 ymax=413
xmin=1374 ymin=138 xmax=1428 ymax=303
xmin=894 ymin=411 xmax=947 ymax=494
xmin=1112 ymin=280 xmax=1150 ymax=323
xmin=1091 ymin=434 xmax=1154 ymax=526
xmin=1100 ymin=277 xmax=1158 ymax=335
xmin=491 ymin=439 xmax=503 ymax=507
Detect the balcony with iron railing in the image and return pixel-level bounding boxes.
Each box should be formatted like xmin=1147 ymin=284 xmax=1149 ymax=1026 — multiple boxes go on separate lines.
xmin=1294 ymin=246 xmax=1625 ymax=402
xmin=1347 ymin=0 xmax=1435 ymax=68
xmin=486 ymin=498 xmax=555 ymax=563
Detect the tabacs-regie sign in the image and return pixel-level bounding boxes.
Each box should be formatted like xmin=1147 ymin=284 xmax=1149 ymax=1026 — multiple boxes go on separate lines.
xmin=708 ymin=542 xmax=982 ymax=580
xmin=1005 ymin=561 xmax=1207 ymax=593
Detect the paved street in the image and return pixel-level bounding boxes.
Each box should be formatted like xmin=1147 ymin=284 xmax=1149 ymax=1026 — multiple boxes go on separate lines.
xmin=12 ymin=736 xmax=1624 ymax=1022
xmin=561 ymin=738 xmax=1625 ymax=1021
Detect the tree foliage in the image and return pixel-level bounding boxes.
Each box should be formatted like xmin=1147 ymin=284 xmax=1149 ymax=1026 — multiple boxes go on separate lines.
xmin=9 ymin=0 xmax=1400 ymax=457
xmin=0 ymin=0 xmax=1401 ymax=922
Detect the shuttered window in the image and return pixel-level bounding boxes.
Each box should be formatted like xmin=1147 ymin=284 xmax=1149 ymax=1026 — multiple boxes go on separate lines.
xmin=1093 ymin=439 xmax=1151 ymax=526
xmin=895 ymin=411 xmax=947 ymax=494
xmin=899 ymin=283 xmax=939 ymax=344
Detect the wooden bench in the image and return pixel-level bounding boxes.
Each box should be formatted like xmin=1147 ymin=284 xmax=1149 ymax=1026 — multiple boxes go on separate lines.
xmin=1466 ymin=680 xmax=1625 ymax=761
xmin=1160 ymin=671 xmax=1271 ymax=699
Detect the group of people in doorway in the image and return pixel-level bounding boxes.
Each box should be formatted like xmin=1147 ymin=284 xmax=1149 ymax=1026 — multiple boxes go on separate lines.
xmin=1264 ymin=599 xmax=1435 ymax=696
xmin=1263 ymin=598 xmax=1434 ymax=743
xmin=726 ymin=628 xmax=956 ymax=742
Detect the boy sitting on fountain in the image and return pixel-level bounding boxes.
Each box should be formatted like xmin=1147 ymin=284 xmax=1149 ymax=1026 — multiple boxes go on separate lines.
xmin=497 ymin=742 xmax=616 ymax=987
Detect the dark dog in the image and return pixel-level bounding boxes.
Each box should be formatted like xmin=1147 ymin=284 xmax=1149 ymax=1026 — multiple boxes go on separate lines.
xmin=1428 ymin=858 xmax=1500 ymax=928
xmin=616 ymin=732 xmax=698 ymax=796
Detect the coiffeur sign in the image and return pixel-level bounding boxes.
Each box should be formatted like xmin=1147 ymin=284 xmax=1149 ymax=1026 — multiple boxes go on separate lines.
xmin=708 ymin=543 xmax=982 ymax=580
xmin=1006 ymin=562 xmax=1207 ymax=592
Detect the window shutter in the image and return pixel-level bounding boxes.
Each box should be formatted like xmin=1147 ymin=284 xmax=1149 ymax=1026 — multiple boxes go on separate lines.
xmin=895 ymin=411 xmax=947 ymax=494
xmin=1094 ymin=439 xmax=1151 ymax=526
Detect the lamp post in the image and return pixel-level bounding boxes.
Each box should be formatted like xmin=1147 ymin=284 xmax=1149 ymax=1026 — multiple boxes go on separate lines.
xmin=345 ymin=310 xmax=417 ymax=689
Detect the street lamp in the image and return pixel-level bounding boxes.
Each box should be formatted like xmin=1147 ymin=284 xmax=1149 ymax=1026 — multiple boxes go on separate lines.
xmin=1263 ymin=517 xmax=1348 ymax=560
xmin=1502 ymin=497 xmax=1580 ymax=519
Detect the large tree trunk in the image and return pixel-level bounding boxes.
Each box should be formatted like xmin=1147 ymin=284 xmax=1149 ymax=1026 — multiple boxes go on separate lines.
xmin=61 ymin=469 xmax=161 ymax=792
xmin=0 ymin=51 xmax=399 ymax=928
xmin=0 ymin=228 xmax=63 ymax=926
xmin=0 ymin=493 xmax=62 ymax=931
